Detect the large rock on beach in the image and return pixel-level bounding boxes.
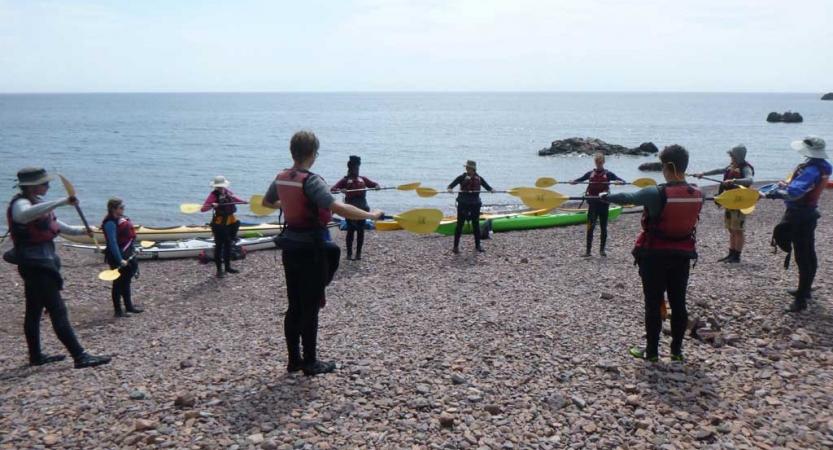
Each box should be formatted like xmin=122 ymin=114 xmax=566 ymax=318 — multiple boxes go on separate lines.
xmin=538 ymin=137 xmax=658 ymax=156
xmin=822 ymin=92 xmax=833 ymax=100
xmin=638 ymin=162 xmax=663 ymax=172
xmin=766 ymin=111 xmax=803 ymax=123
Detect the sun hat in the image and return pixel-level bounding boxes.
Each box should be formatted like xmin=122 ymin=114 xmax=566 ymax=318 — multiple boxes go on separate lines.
xmin=464 ymin=160 xmax=477 ymax=169
xmin=727 ymin=144 xmax=747 ymax=163
xmin=210 ymin=175 xmax=231 ymax=188
xmin=15 ymin=167 xmax=57 ymax=187
xmin=791 ymin=136 xmax=828 ymax=159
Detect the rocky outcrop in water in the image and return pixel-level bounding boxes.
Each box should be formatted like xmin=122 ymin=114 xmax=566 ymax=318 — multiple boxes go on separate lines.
xmin=538 ymin=138 xmax=658 ymax=156
xmin=766 ymin=111 xmax=803 ymax=123
xmin=638 ymin=162 xmax=663 ymax=172
xmin=822 ymin=93 xmax=833 ymax=100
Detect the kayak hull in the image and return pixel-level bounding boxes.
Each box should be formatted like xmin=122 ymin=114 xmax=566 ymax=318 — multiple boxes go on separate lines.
xmin=61 ymin=222 xmax=340 ymax=244
xmin=435 ymin=206 xmax=623 ymax=235
xmin=65 ymin=236 xmax=278 ymax=260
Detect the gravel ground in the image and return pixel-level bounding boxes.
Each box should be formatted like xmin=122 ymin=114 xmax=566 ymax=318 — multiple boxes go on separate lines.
xmin=1 ymin=183 xmax=832 ymax=450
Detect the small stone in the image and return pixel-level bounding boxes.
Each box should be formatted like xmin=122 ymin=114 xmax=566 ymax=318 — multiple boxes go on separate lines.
xmin=484 ymin=405 xmax=501 ymax=415
xmin=439 ymin=413 xmax=455 ymax=429
xmin=43 ymin=435 xmax=59 ymax=446
xmin=626 ymin=395 xmax=640 ymax=406
xmin=451 ymin=374 xmax=467 ymax=385
xmin=247 ymin=434 xmax=264 ymax=445
xmin=261 ymin=441 xmax=278 ymax=450
xmin=175 ymin=393 xmax=197 ymax=408
xmin=635 ymin=420 xmax=651 ymax=430
xmin=416 ymin=384 xmax=430 ymax=394
xmin=582 ymin=422 xmax=597 ymax=434
xmin=129 ymin=390 xmax=147 ymax=400
xmin=571 ymin=395 xmax=586 ymax=410
xmin=124 ymin=434 xmax=144 ymax=445
xmin=600 ymin=292 xmax=614 ymax=300
xmin=520 ymin=257 xmax=529 ymax=263
xmin=135 ymin=419 xmax=156 ymax=431
xmin=180 ymin=358 xmax=196 ymax=369
xmin=623 ymin=384 xmax=638 ymax=394
xmin=694 ymin=429 xmax=715 ymax=441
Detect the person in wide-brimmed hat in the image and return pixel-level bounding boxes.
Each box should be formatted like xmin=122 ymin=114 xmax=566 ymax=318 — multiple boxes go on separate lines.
xmin=763 ymin=136 xmax=832 ymax=312
xmin=694 ymin=144 xmax=755 ymax=263
xmin=6 ymin=167 xmax=112 ymax=369
xmin=447 ymin=160 xmax=495 ymax=254
xmin=200 ymin=175 xmax=248 ymax=278
xmin=330 ymin=155 xmax=382 ymax=260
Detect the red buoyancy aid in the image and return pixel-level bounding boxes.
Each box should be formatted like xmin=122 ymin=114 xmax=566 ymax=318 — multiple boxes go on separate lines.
xmin=275 ymin=169 xmax=333 ymax=230
xmin=634 ymin=184 xmax=703 ymax=258
xmin=721 ymin=162 xmax=755 ymax=192
xmin=460 ymin=174 xmax=482 ymax=192
xmin=6 ymin=194 xmax=60 ymax=245
xmin=791 ymin=162 xmax=830 ymax=208
xmin=101 ymin=214 xmax=136 ymax=249
xmin=586 ymin=170 xmax=610 ymax=196
xmin=341 ymin=176 xmax=368 ymax=201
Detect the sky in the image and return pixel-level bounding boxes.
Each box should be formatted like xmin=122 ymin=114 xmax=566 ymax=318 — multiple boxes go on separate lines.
xmin=0 ymin=0 xmax=831 ymax=93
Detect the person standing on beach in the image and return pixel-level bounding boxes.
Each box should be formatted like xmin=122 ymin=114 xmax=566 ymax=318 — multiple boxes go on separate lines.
xmin=763 ymin=136 xmax=831 ymax=313
xmin=447 ymin=160 xmax=495 ymax=254
xmin=6 ymin=167 xmax=112 ymax=369
xmin=600 ymin=146 xmax=703 ymax=362
xmin=102 ymin=197 xmax=143 ymax=318
xmin=330 ymin=155 xmax=381 ymax=260
xmin=694 ymin=144 xmax=754 ymax=263
xmin=261 ymin=130 xmax=383 ymax=376
xmin=201 ymin=176 xmax=247 ymax=278
xmin=569 ymin=153 xmax=626 ymax=257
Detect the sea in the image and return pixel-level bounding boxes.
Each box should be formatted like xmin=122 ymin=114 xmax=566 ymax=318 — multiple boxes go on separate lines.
xmin=1 ymin=92 xmax=831 ymax=233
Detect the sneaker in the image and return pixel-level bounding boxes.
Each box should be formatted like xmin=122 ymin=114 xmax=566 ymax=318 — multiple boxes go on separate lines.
xmin=302 ymin=360 xmax=336 ymax=376
xmin=628 ymin=348 xmax=659 ymax=363
xmin=599 ymin=249 xmax=607 ymax=257
xmin=670 ymin=352 xmax=686 ymax=362
xmin=74 ymin=352 xmax=112 ymax=369
xmin=29 ymin=354 xmax=67 ymax=366
xmin=226 ymin=267 xmax=240 ymax=274
xmin=126 ymin=307 xmax=144 ymax=314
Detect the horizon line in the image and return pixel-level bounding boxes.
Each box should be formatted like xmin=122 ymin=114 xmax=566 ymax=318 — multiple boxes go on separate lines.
xmin=0 ymin=90 xmax=830 ymax=96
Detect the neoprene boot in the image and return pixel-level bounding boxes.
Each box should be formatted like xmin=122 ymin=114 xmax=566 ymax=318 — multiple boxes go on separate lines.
xmin=74 ymin=352 xmax=112 ymax=369
xmin=583 ymin=230 xmax=593 ymax=257
xmin=355 ymin=230 xmax=364 ymax=260
xmin=113 ymin=294 xmax=128 ymax=317
xmin=29 ymin=354 xmax=66 ymax=366
xmin=784 ymin=297 xmax=808 ymax=313
xmin=453 ymin=235 xmax=461 ymax=254
xmin=726 ymin=250 xmax=740 ymax=263
xmin=346 ymin=231 xmax=355 ymax=260
xmin=600 ymin=230 xmax=607 ymax=257
xmin=225 ymin=263 xmax=240 ymax=274
xmin=718 ymin=250 xmax=734 ymax=262
xmin=124 ymin=292 xmax=143 ymax=314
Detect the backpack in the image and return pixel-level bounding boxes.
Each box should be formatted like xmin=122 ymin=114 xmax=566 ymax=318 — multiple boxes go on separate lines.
xmin=771 ymin=221 xmax=792 ymax=269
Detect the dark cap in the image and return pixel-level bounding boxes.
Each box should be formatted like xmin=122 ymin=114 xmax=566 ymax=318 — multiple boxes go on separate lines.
xmin=348 ymin=155 xmax=361 ymax=167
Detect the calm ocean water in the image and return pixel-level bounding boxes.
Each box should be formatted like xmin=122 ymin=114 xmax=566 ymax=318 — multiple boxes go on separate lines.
xmin=1 ymin=92 xmax=831 ymax=232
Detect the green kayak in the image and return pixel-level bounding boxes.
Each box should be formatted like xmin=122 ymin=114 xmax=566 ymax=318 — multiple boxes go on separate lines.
xmin=435 ymin=206 xmax=623 ymax=235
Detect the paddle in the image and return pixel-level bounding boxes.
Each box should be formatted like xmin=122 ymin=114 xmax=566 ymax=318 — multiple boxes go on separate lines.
xmin=686 ymin=173 xmax=757 ymax=213
xmin=180 ymin=201 xmax=248 ymax=214
xmin=249 ymin=194 xmax=277 ymax=217
xmin=415 ymin=187 xmax=518 ymax=198
xmin=534 ymin=177 xmax=656 ymax=188
xmin=344 ymin=182 xmax=421 ymax=193
xmin=383 ymin=208 xmax=444 ymax=234
xmin=516 ymin=187 xmax=760 ymax=211
xmin=140 ymin=241 xmax=156 ymax=249
xmin=53 ymin=169 xmax=101 ymax=251
xmin=98 ymin=255 xmax=136 ymax=281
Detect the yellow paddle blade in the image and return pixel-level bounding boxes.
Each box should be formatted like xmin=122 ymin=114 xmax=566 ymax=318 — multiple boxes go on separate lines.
xmin=512 ymin=187 xmax=569 ymax=210
xmin=98 ymin=268 xmax=122 ymax=281
xmin=785 ymin=171 xmax=793 ymax=183
xmin=535 ymin=177 xmax=558 ymax=188
xmin=631 ymin=177 xmax=657 ymax=188
xmin=396 ymin=182 xmax=421 ymax=191
xmin=714 ymin=188 xmax=759 ymax=210
xmin=393 ymin=208 xmax=443 ymax=234
xmin=416 ymin=187 xmax=440 ymax=198
xmin=737 ymin=186 xmax=755 ymax=214
xmin=180 ymin=203 xmax=202 ymax=214
xmin=249 ymin=194 xmax=277 ymax=216
xmin=55 ymin=171 xmax=77 ymax=197
xmin=140 ymin=241 xmax=155 ymax=249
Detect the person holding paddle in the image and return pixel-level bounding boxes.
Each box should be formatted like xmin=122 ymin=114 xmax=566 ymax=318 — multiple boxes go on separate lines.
xmin=330 ymin=155 xmax=381 ymax=260
xmin=201 ymin=176 xmax=248 ymax=278
xmin=261 ymin=130 xmax=383 ymax=376
xmin=600 ymin=146 xmax=704 ymax=362
xmin=569 ymin=153 xmax=626 ymax=257
xmin=763 ymin=136 xmax=831 ymax=313
xmin=5 ymin=167 xmax=112 ymax=369
xmin=693 ymin=144 xmax=754 ymax=263
xmin=447 ymin=160 xmax=495 ymax=254
xmin=102 ymin=197 xmax=143 ymax=318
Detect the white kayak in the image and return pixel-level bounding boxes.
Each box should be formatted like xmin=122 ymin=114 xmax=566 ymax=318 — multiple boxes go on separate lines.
xmin=65 ymin=236 xmax=279 ymax=260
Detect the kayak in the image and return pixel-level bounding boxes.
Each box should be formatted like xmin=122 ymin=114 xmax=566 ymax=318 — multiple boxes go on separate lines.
xmin=434 ymin=206 xmax=623 ymax=235
xmin=375 ymin=209 xmax=550 ymax=232
xmin=61 ymin=221 xmax=340 ymax=244
xmin=64 ymin=236 xmax=278 ymax=260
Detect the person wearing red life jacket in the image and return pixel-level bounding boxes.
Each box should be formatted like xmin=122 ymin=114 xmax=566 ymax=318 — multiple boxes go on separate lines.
xmin=6 ymin=167 xmax=111 ymax=369
xmin=569 ymin=153 xmax=626 ymax=257
xmin=102 ymin=197 xmax=143 ymax=318
xmin=764 ymin=136 xmax=832 ymax=312
xmin=330 ymin=155 xmax=381 ymax=260
xmin=694 ymin=144 xmax=755 ymax=263
xmin=200 ymin=176 xmax=248 ymax=278
xmin=447 ymin=160 xmax=495 ymax=254
xmin=261 ymin=130 xmax=383 ymax=376
xmin=601 ymin=145 xmax=704 ymax=363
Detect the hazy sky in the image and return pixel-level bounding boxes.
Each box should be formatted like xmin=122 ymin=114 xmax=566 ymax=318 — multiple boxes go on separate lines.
xmin=1 ymin=0 xmax=830 ymax=93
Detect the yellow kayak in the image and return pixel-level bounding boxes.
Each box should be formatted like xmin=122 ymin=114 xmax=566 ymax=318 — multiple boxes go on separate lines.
xmin=375 ymin=209 xmax=550 ymax=231
xmin=61 ymin=222 xmax=287 ymax=244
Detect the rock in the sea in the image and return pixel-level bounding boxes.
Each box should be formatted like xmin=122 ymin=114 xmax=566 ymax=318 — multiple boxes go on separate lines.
xmin=538 ymin=137 xmax=658 ymax=156
xmin=766 ymin=111 xmax=803 ymax=123
xmin=638 ymin=162 xmax=663 ymax=172
xmin=822 ymin=92 xmax=833 ymax=100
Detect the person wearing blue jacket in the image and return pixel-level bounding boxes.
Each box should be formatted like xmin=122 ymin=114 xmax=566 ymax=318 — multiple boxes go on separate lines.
xmin=764 ymin=136 xmax=832 ymax=312
xmin=102 ymin=198 xmax=143 ymax=317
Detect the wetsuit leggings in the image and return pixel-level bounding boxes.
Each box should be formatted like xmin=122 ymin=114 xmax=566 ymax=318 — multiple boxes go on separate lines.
xmin=586 ymin=200 xmax=609 ymax=253
xmin=787 ymin=210 xmax=819 ymax=299
xmin=18 ymin=265 xmax=84 ymax=360
xmin=282 ymin=248 xmax=328 ymax=365
xmin=111 ymin=261 xmax=137 ymax=313
xmin=638 ymin=256 xmax=690 ymax=358
xmin=454 ymin=203 xmax=481 ymax=249
xmin=211 ymin=221 xmax=241 ymax=270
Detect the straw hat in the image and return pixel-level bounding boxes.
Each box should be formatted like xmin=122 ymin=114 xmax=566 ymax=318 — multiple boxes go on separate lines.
xmin=791 ymin=136 xmax=828 ymax=159
xmin=210 ymin=175 xmax=231 ymax=188
xmin=15 ymin=167 xmax=57 ymax=187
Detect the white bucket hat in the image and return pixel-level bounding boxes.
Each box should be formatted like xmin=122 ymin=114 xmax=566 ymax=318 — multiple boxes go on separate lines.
xmin=210 ymin=175 xmax=231 ymax=188
xmin=791 ymin=136 xmax=828 ymax=159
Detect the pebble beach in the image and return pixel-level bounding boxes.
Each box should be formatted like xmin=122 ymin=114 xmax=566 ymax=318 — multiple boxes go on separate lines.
xmin=1 ymin=183 xmax=832 ymax=450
